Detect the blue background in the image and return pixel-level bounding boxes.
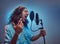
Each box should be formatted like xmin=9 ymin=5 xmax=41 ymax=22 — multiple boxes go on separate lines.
xmin=0 ymin=0 xmax=60 ymax=44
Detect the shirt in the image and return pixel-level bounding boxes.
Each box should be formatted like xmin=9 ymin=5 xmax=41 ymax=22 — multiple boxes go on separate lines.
xmin=5 ymin=23 xmax=33 ymax=44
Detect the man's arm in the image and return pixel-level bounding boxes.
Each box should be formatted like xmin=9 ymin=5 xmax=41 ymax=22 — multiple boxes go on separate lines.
xmin=4 ymin=26 xmax=19 ymax=44
xmin=31 ymin=33 xmax=41 ymax=41
xmin=9 ymin=33 xmax=18 ymax=44
xmin=9 ymin=19 xmax=24 ymax=44
xmin=31 ymin=29 xmax=46 ymax=41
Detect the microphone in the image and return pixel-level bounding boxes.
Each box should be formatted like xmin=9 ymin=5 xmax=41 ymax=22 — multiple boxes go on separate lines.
xmin=35 ymin=13 xmax=39 ymax=25
xmin=30 ymin=11 xmax=46 ymax=44
xmin=40 ymin=19 xmax=43 ymax=29
xmin=30 ymin=11 xmax=34 ymax=22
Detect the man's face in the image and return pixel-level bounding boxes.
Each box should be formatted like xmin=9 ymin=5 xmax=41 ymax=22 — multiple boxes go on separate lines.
xmin=22 ymin=8 xmax=28 ymax=20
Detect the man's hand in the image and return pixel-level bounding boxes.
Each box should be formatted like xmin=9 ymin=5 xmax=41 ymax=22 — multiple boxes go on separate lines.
xmin=9 ymin=18 xmax=24 ymax=44
xmin=13 ymin=18 xmax=24 ymax=35
xmin=39 ymin=29 xmax=46 ymax=37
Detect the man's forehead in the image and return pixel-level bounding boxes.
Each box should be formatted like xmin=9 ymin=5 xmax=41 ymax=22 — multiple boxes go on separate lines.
xmin=24 ymin=9 xmax=28 ymax=12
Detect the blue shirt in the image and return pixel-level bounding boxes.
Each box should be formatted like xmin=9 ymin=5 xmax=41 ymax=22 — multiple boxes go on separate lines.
xmin=5 ymin=23 xmax=33 ymax=44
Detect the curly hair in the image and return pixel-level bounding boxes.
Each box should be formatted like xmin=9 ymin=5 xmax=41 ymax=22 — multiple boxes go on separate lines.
xmin=9 ymin=6 xmax=28 ymax=26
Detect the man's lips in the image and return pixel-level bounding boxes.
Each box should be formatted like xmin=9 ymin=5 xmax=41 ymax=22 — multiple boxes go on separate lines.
xmin=25 ymin=14 xmax=28 ymax=18
xmin=25 ymin=16 xmax=27 ymax=18
xmin=25 ymin=15 xmax=28 ymax=18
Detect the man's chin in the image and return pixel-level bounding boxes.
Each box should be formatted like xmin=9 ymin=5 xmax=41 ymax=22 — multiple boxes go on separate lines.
xmin=22 ymin=17 xmax=27 ymax=21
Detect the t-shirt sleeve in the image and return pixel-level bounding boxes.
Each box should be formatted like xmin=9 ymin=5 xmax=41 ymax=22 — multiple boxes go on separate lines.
xmin=4 ymin=25 xmax=12 ymax=44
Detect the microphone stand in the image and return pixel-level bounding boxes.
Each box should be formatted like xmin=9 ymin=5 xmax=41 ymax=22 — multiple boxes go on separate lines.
xmin=40 ymin=19 xmax=46 ymax=44
xmin=29 ymin=11 xmax=46 ymax=44
xmin=30 ymin=19 xmax=46 ymax=44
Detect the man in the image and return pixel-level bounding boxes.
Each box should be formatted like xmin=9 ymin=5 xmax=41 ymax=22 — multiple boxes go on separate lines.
xmin=5 ymin=6 xmax=46 ymax=44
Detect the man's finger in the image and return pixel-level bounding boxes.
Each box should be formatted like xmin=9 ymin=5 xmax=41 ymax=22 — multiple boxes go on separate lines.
xmin=20 ymin=21 xmax=24 ymax=26
xmin=18 ymin=18 xmax=22 ymax=24
xmin=19 ymin=18 xmax=22 ymax=21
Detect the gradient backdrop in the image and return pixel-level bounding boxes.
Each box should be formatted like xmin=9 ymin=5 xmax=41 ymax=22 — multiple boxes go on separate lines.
xmin=0 ymin=0 xmax=60 ymax=44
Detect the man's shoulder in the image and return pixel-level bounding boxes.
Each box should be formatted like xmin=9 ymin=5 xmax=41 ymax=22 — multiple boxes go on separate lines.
xmin=5 ymin=23 xmax=13 ymax=30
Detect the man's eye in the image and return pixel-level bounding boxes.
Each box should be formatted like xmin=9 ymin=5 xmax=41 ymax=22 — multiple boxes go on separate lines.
xmin=25 ymin=10 xmax=28 ymax=12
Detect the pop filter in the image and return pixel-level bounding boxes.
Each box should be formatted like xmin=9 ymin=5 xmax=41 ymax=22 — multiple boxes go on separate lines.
xmin=30 ymin=11 xmax=34 ymax=22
